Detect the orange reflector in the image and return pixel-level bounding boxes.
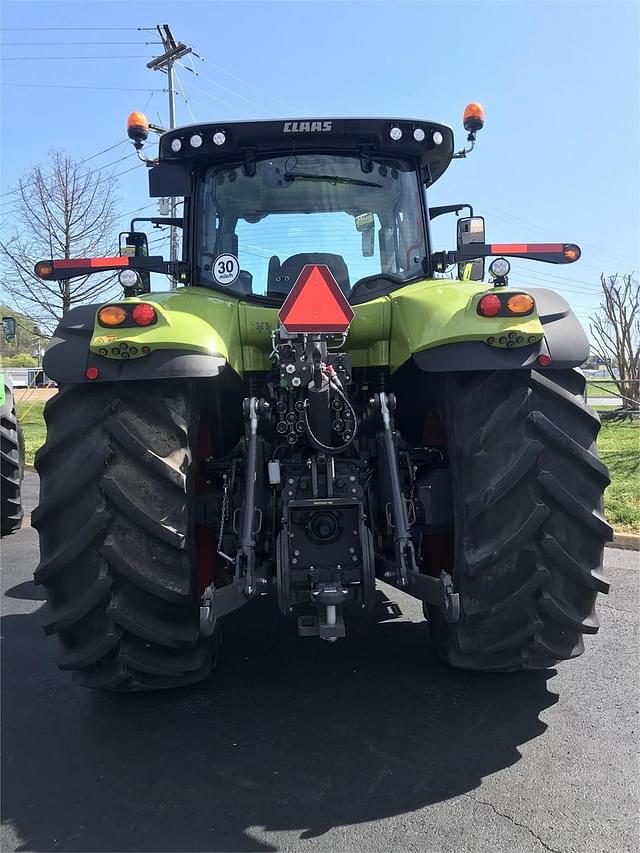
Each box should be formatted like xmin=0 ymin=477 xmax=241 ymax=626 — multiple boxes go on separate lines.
xmin=563 ymin=245 xmax=580 ymax=261
xmin=35 ymin=261 xmax=53 ymax=279
xmin=506 ymin=294 xmax=535 ymax=315
xmin=98 ymin=305 xmax=127 ymax=326
xmin=463 ymin=102 xmax=485 ymax=132
xmin=278 ymin=265 xmax=354 ymax=333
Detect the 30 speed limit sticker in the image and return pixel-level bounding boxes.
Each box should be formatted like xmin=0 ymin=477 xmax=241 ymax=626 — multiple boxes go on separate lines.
xmin=213 ymin=254 xmax=240 ymax=286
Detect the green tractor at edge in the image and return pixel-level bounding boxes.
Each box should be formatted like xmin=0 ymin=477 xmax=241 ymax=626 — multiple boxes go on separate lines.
xmin=1 ymin=316 xmax=24 ymax=538
xmin=32 ymin=104 xmax=611 ymax=691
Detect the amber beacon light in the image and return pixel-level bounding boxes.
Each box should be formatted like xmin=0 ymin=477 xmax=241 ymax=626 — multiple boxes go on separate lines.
xmin=127 ymin=111 xmax=149 ymax=148
xmin=463 ymin=102 xmax=485 ymax=133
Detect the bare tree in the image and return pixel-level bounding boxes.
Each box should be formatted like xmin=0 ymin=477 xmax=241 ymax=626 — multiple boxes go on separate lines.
xmin=0 ymin=152 xmax=120 ymax=331
xmin=590 ymin=273 xmax=639 ymax=412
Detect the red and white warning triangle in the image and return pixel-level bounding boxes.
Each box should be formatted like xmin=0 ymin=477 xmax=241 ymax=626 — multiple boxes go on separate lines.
xmin=278 ymin=264 xmax=354 ymax=333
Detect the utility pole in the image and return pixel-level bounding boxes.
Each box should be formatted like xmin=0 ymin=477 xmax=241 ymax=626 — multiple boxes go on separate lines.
xmin=147 ymin=25 xmax=192 ymax=287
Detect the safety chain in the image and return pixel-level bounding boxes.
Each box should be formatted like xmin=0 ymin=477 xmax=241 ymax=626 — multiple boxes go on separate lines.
xmin=217 ymin=474 xmax=230 ymax=557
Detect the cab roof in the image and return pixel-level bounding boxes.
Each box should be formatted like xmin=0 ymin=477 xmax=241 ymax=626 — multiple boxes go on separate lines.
xmin=158 ymin=117 xmax=455 ymax=185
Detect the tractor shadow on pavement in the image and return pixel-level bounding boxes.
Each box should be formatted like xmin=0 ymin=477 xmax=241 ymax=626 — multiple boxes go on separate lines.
xmin=2 ymin=578 xmax=558 ymax=852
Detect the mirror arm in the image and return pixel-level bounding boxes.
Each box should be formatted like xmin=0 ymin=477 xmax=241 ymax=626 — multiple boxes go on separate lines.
xmin=130 ymin=216 xmax=184 ymax=233
xmin=429 ymin=203 xmax=474 ymax=220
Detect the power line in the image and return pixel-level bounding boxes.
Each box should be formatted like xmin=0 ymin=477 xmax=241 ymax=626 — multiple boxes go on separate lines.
xmin=188 ymin=53 xmax=291 ymax=110
xmin=0 ymin=144 xmax=132 ymax=200
xmin=1 ymin=55 xmax=155 ymax=61
xmin=1 ymin=82 xmax=166 ymax=92
xmin=78 ymin=140 xmax=129 ymax=165
xmin=174 ymin=67 xmax=197 ymax=123
xmin=0 ymin=158 xmax=142 ymax=207
xmin=484 ymin=205 xmax=635 ymax=266
xmin=1 ymin=27 xmax=157 ymax=31
xmin=179 ymin=77 xmax=252 ymax=117
xmin=177 ymin=63 xmax=275 ymax=115
xmin=2 ymin=41 xmax=163 ymax=46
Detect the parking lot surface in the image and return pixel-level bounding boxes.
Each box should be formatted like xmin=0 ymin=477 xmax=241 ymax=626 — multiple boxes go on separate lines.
xmin=1 ymin=474 xmax=638 ymax=852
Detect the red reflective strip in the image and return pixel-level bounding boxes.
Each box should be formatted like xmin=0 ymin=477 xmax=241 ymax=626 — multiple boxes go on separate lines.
xmin=53 ymin=257 xmax=129 ymax=269
xmin=490 ymin=243 xmax=562 ymax=254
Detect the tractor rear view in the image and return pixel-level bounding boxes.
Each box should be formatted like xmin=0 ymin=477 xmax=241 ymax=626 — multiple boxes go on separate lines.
xmin=32 ymin=105 xmax=611 ymax=691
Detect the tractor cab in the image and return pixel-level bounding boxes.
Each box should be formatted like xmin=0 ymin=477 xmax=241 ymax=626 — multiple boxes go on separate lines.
xmin=147 ymin=117 xmax=455 ymax=301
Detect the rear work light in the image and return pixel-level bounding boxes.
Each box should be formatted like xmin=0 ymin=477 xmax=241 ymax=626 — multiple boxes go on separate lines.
xmin=131 ymin=303 xmax=157 ymax=326
xmin=98 ymin=305 xmax=127 ymax=326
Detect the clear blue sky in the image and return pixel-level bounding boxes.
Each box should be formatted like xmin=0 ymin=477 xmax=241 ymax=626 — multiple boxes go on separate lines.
xmin=1 ymin=0 xmax=638 ymax=327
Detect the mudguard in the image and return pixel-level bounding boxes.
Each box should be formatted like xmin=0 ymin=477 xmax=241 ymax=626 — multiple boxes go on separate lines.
xmin=43 ymin=289 xmax=237 ymax=384
xmin=412 ymin=287 xmax=588 ymax=372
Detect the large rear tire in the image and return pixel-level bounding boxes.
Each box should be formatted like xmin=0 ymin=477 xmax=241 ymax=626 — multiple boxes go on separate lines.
xmin=427 ymin=368 xmax=612 ymax=671
xmin=33 ymin=380 xmax=219 ymax=691
xmin=1 ymin=381 xmax=24 ymax=537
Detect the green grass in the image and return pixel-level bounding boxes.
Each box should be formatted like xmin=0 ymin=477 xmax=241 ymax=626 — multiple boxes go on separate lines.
xmin=587 ymin=379 xmax=619 ymax=399
xmin=14 ymin=398 xmax=639 ymax=533
xmin=16 ymin=401 xmax=46 ymax=466
xmin=597 ymin=418 xmax=640 ymax=533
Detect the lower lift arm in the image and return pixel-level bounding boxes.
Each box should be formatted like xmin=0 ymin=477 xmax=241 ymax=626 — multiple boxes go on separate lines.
xmin=374 ymin=392 xmax=460 ymax=623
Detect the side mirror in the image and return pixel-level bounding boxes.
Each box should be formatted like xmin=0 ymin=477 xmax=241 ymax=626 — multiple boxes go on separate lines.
xmin=355 ymin=213 xmax=375 ymax=258
xmin=2 ymin=316 xmax=16 ymax=342
xmin=119 ymin=231 xmax=151 ymax=294
xmin=456 ymin=216 xmax=485 ymax=281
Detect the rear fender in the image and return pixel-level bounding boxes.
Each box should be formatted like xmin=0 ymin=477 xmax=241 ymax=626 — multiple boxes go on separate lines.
xmin=43 ymin=287 xmax=243 ymax=384
xmin=409 ymin=285 xmax=588 ymax=373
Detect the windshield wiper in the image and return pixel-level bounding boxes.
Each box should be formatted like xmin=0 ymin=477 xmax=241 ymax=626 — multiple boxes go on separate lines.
xmin=284 ymin=173 xmax=382 ymax=188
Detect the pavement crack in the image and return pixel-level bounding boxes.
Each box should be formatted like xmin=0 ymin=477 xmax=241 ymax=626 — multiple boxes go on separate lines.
xmin=464 ymin=793 xmax=563 ymax=853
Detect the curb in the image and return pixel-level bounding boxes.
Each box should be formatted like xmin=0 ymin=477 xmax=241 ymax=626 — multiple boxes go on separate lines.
xmin=611 ymin=533 xmax=640 ymax=552
xmin=23 ymin=463 xmax=639 ymax=551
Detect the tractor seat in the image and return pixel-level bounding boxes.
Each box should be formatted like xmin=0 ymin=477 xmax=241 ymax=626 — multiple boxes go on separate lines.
xmin=267 ymin=253 xmax=351 ymax=297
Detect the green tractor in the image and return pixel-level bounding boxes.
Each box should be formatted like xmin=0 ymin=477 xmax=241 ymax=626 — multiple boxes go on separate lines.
xmin=33 ymin=104 xmax=611 ymax=691
xmin=1 ymin=316 xmax=25 ymax=538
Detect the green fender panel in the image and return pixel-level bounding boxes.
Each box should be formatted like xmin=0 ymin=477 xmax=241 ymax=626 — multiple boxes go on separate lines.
xmin=388 ymin=278 xmax=546 ymax=372
xmin=42 ymin=279 xmax=586 ymax=383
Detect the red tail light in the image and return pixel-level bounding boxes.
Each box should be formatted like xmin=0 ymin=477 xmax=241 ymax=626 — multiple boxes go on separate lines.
xmin=131 ymin=303 xmax=157 ymax=326
xmin=477 ymin=294 xmax=501 ymax=317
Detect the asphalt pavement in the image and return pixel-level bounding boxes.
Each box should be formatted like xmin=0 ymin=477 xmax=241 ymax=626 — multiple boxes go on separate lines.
xmin=1 ymin=473 xmax=638 ymax=853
